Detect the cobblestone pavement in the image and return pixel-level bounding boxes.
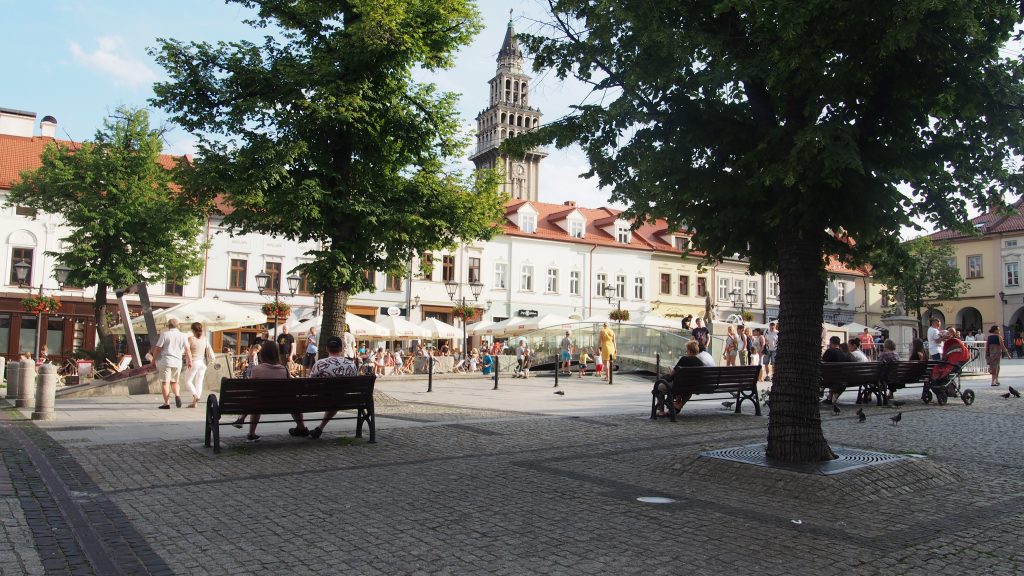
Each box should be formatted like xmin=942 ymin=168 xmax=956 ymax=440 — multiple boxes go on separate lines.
xmin=1 ymin=367 xmax=1023 ymax=575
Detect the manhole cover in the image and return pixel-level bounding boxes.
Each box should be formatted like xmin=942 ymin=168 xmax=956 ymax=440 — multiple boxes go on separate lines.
xmin=636 ymin=496 xmax=676 ymax=504
xmin=700 ymin=443 xmax=912 ymax=475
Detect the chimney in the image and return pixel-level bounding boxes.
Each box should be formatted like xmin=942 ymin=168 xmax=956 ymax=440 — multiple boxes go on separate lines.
xmin=0 ymin=107 xmax=36 ymax=137
xmin=40 ymin=115 xmax=57 ymax=138
xmin=563 ymin=201 xmax=576 ymax=207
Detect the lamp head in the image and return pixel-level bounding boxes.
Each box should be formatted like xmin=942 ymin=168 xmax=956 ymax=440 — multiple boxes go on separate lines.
xmin=254 ymin=270 xmax=270 ymax=295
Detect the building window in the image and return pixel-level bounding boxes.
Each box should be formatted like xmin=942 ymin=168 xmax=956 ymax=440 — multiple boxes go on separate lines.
xmin=945 ymin=257 xmax=957 ymax=269
xmin=615 ymin=275 xmax=626 ymax=298
xmin=748 ymin=280 xmax=758 ymax=303
xmin=569 ymin=270 xmax=581 ymax=296
xmin=265 ymin=262 xmax=282 ymax=292
xmin=697 ymin=277 xmax=707 ymax=298
xmin=634 ymin=277 xmax=644 ymax=300
xmin=881 ymin=290 xmax=891 ymax=307
xmin=420 ymin=253 xmax=433 ymax=281
xmin=468 ymin=257 xmax=481 ymax=284
xmin=521 ymin=265 xmax=534 ymax=291
xmin=679 ymin=275 xmax=689 ymax=296
xmin=660 ymin=273 xmax=671 ymax=295
xmin=616 ymin=226 xmax=631 ymax=244
xmin=769 ymin=274 xmax=780 ymax=298
xmin=546 ymin=268 xmax=558 ymax=293
xmin=967 ymin=255 xmax=983 ymax=279
xmin=361 ymin=269 xmax=375 ymax=288
xmin=1007 ymin=262 xmax=1020 ymax=287
xmin=570 ymin=220 xmax=585 ymax=238
xmin=297 ymin=273 xmax=312 ymax=294
xmin=837 ymin=282 xmax=846 ymax=304
xmin=674 ymin=236 xmax=688 ymax=250
xmin=9 ymin=248 xmax=33 ymax=286
xmin=494 ymin=263 xmax=507 ymax=289
xmin=596 ymin=273 xmax=608 ymax=296
xmin=385 ymin=274 xmax=403 ymax=291
xmin=1006 ymin=240 xmax=1019 ymax=248
xmin=164 ymin=277 xmax=184 ymax=297
xmin=520 ymin=214 xmax=537 ymax=233
xmin=442 ymin=255 xmax=456 ymax=282
xmin=229 ymin=259 xmax=247 ymax=290
xmin=718 ymin=278 xmax=730 ymax=301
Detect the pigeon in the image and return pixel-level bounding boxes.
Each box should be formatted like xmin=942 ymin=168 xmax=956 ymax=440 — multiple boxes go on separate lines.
xmin=1001 ymin=393 xmax=1012 ymax=399
xmin=554 ymin=390 xmax=565 ymax=396
xmin=721 ymin=401 xmax=735 ymax=409
xmin=856 ymin=408 xmax=866 ymax=423
xmin=892 ymin=400 xmax=905 ymax=408
xmin=891 ymin=412 xmax=902 ymax=426
xmin=1010 ymin=386 xmax=1021 ymax=398
xmin=832 ymin=404 xmax=841 ymax=415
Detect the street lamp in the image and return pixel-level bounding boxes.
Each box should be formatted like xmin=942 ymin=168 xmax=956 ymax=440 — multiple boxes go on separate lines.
xmin=255 ymin=269 xmax=300 ymax=339
xmin=603 ymin=283 xmax=626 ymax=322
xmin=729 ymin=288 xmax=755 ymax=316
xmin=444 ymin=278 xmax=483 ymax=357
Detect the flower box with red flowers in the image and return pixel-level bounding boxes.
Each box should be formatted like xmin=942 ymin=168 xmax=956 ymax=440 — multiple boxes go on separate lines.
xmin=21 ymin=295 xmax=61 ymax=315
xmin=609 ymin=309 xmax=630 ymax=322
xmin=261 ymin=301 xmax=291 ymax=319
xmin=452 ymin=303 xmax=477 ymax=320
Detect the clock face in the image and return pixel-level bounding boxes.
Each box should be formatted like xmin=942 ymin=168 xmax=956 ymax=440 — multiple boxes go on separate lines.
xmin=513 ymin=162 xmax=526 ymax=176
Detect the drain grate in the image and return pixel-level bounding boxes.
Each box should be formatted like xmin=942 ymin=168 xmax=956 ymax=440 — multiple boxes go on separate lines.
xmin=700 ymin=443 xmax=913 ymax=475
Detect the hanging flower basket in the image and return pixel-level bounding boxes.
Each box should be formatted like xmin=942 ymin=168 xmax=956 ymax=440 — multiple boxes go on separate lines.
xmin=261 ymin=301 xmax=291 ymax=319
xmin=22 ymin=294 xmax=61 ymax=315
xmin=609 ymin=309 xmax=630 ymax=322
xmin=452 ymin=303 xmax=477 ymax=320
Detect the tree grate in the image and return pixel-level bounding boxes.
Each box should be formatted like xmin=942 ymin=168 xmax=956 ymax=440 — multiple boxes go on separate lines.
xmin=700 ymin=443 xmax=915 ymax=475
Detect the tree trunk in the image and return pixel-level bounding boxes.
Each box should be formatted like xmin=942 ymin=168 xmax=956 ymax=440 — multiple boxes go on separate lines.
xmin=319 ymin=288 xmax=349 ymax=359
xmin=93 ymin=283 xmax=117 ymax=364
xmin=765 ymin=228 xmax=836 ymax=462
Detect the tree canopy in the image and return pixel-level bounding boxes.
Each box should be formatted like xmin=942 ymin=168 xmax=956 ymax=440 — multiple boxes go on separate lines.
xmin=512 ymin=0 xmax=1024 ymax=461
xmin=870 ymin=237 xmax=969 ymax=327
xmin=149 ymin=0 xmax=506 ymax=348
xmin=7 ymin=106 xmax=207 ymax=359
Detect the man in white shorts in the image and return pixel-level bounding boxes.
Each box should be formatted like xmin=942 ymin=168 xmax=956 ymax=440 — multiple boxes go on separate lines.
xmin=151 ymin=318 xmax=192 ymax=409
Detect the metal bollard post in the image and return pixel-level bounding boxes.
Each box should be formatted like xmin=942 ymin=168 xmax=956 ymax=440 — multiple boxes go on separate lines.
xmin=6 ymin=361 xmax=19 ymax=401
xmin=553 ymin=354 xmax=559 ymax=388
xmin=492 ymin=355 xmax=499 ymax=390
xmin=0 ymin=356 xmax=5 ymax=392
xmin=656 ymin=352 xmax=660 ymax=379
xmin=33 ymin=364 xmax=57 ymax=420
xmin=427 ymin=351 xmax=433 ymax=393
xmin=17 ymin=359 xmax=36 ymax=409
xmin=608 ymin=355 xmax=614 ymax=386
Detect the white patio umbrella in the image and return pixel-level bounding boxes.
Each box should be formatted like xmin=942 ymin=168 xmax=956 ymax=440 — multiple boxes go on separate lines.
xmin=286 ymin=313 xmax=390 ymax=339
xmin=842 ymin=321 xmax=880 ymax=335
xmin=481 ymin=316 xmax=532 ymax=337
xmin=111 ymin=297 xmax=264 ymax=335
xmin=515 ymin=313 xmax=576 ymax=332
xmin=629 ymin=313 xmax=682 ymax=330
xmin=417 ymin=317 xmax=460 ymax=339
xmin=466 ymin=319 xmax=496 ymax=336
xmin=376 ymin=315 xmax=432 ymax=338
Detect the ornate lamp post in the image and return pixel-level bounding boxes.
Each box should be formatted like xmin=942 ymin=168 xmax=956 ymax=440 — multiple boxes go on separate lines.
xmin=603 ymin=283 xmax=626 ymax=322
xmin=729 ymin=288 xmax=755 ymax=317
xmin=444 ymin=278 xmax=483 ymax=356
xmin=255 ymin=269 xmax=300 ymax=340
xmin=14 ymin=261 xmax=70 ymax=360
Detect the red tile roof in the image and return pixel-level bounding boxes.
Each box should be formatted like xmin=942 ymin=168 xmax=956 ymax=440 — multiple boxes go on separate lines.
xmin=0 ymin=133 xmax=179 ymax=190
xmin=502 ymin=200 xmax=658 ymax=251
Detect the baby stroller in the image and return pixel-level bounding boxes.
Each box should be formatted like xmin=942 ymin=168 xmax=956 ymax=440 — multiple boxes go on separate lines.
xmin=922 ymin=342 xmax=976 ymax=406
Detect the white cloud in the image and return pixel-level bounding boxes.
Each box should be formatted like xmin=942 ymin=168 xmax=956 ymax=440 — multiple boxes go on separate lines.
xmin=69 ymin=36 xmax=157 ymax=89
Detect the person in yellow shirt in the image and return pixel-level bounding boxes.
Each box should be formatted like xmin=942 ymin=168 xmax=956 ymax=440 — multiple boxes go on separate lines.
xmin=598 ymin=322 xmax=616 ymax=382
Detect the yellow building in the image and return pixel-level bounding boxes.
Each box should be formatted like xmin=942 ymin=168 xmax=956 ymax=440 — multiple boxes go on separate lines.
xmin=634 ymin=224 xmax=708 ymax=320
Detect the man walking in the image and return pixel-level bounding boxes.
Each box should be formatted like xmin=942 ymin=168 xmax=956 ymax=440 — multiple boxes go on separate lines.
xmin=559 ymin=330 xmax=574 ymax=376
xmin=151 ymin=318 xmax=192 ymax=409
xmin=763 ymin=321 xmax=779 ymax=381
xmin=277 ymin=325 xmax=295 ymax=364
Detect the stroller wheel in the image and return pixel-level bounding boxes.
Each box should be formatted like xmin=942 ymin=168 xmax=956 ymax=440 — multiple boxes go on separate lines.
xmin=936 ymin=390 xmax=948 ymax=405
xmin=961 ymin=389 xmax=975 ymax=405
xmin=922 ymin=389 xmax=933 ymax=404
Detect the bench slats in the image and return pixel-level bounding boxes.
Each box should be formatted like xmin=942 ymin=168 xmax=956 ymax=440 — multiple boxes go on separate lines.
xmin=656 ymin=365 xmax=762 ymax=420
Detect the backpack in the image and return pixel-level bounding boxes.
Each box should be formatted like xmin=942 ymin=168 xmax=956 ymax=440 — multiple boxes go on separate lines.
xmin=1015 ymin=336 xmax=1022 ymax=348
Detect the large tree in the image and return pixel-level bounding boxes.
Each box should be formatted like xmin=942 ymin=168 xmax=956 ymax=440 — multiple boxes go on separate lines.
xmin=149 ymin=0 xmax=505 ymax=353
xmin=7 ymin=107 xmax=208 ymax=361
xmin=871 ymin=237 xmax=969 ymax=332
xmin=512 ymin=1 xmax=1024 ymax=461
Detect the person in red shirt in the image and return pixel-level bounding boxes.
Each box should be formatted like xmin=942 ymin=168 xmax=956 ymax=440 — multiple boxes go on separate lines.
xmin=858 ymin=328 xmax=875 ymax=360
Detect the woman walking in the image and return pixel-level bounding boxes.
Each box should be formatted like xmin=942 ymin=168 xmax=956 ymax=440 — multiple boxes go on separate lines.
xmin=986 ymin=325 xmax=1008 ymax=387
xmin=723 ymin=325 xmax=739 ymax=366
xmin=180 ymin=322 xmax=214 ymax=408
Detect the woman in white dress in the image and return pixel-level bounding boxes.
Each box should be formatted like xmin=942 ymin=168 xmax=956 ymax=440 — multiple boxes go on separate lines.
xmin=181 ymin=322 xmax=214 ymax=408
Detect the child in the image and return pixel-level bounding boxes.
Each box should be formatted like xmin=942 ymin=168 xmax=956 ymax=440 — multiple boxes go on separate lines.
xmin=578 ymin=348 xmax=590 ymax=378
xmin=594 ymin=349 xmax=604 ymax=378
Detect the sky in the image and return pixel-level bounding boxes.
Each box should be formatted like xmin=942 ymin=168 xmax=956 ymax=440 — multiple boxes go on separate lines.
xmin=1 ymin=0 xmax=611 ymax=208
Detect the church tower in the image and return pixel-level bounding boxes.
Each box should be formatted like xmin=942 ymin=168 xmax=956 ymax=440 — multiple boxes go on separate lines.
xmin=469 ymin=16 xmax=547 ymax=201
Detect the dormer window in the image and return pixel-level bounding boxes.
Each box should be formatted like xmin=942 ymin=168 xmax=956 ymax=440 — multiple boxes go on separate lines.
xmin=521 ymin=214 xmax=537 ymax=233
xmin=674 ymin=236 xmax=689 ymax=250
xmin=616 ymin=225 xmax=631 ymax=244
xmin=570 ymin=220 xmax=585 ymax=238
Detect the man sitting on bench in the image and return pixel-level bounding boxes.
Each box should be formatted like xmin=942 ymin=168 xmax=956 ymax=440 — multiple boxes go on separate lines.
xmin=655 ymin=341 xmax=704 ymax=417
xmin=291 ymin=335 xmax=357 ymax=440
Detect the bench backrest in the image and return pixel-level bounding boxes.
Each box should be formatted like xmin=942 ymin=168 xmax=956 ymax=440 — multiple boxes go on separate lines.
xmin=672 ymin=365 xmax=760 ymax=391
xmin=218 ymin=375 xmax=376 ymax=415
xmin=820 ymin=362 xmax=882 ymax=387
xmin=880 ymin=361 xmax=928 ymax=385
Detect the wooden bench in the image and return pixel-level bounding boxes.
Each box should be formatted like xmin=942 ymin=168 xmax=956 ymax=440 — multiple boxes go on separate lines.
xmin=819 ymin=362 xmax=881 ymax=404
xmin=864 ymin=361 xmax=930 ymax=405
xmin=651 ymin=365 xmax=761 ymax=421
xmin=205 ymin=375 xmax=376 ymax=453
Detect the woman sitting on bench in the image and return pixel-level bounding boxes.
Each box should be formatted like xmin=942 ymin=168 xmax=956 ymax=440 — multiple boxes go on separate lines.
xmin=239 ymin=343 xmax=288 ymax=442
xmin=655 ymin=341 xmax=704 ymax=417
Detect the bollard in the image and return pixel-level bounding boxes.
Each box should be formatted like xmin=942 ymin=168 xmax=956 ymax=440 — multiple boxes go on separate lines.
xmin=17 ymin=359 xmax=36 ymax=409
xmin=656 ymin=352 xmax=660 ymax=379
xmin=492 ymin=354 xmax=499 ymax=390
xmin=427 ymin=351 xmax=433 ymax=393
xmin=0 ymin=356 xmax=5 ymax=391
xmin=33 ymin=364 xmax=57 ymax=420
xmin=608 ymin=355 xmax=614 ymax=386
xmin=6 ymin=361 xmax=19 ymax=401
xmin=553 ymin=354 xmax=559 ymax=388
